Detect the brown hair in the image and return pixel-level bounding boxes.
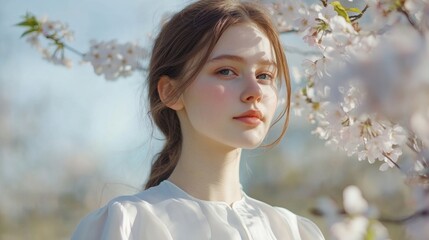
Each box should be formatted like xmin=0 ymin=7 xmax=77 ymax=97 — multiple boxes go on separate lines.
xmin=145 ymin=0 xmax=291 ymax=189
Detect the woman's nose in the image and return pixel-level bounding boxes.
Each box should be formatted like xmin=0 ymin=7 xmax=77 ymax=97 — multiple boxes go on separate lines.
xmin=241 ymin=78 xmax=262 ymax=103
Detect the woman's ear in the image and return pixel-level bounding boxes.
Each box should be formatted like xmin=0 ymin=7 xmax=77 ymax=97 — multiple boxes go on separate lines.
xmin=157 ymin=75 xmax=184 ymax=110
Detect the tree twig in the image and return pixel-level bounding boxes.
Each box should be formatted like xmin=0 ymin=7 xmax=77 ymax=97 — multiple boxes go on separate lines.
xmin=43 ymin=32 xmax=84 ymax=57
xmin=278 ymin=29 xmax=299 ymax=34
xmin=311 ymin=207 xmax=429 ymax=224
xmin=382 ymin=152 xmax=401 ymax=170
xmin=379 ymin=209 xmax=429 ymax=224
xmin=63 ymin=44 xmax=84 ymax=57
xmin=398 ymin=6 xmax=420 ymax=32
xmin=350 ymin=5 xmax=369 ymax=22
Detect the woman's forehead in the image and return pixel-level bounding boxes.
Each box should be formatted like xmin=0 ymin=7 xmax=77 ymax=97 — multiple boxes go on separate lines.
xmin=209 ymin=23 xmax=276 ymax=64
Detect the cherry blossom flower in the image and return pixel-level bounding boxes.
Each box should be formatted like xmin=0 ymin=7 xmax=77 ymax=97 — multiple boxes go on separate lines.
xmin=404 ymin=0 xmax=429 ymax=31
xmin=331 ymin=216 xmax=369 ymax=240
xmin=18 ymin=13 xmax=149 ymax=78
xmin=294 ymin=10 xmax=318 ymax=33
xmin=340 ymin=125 xmax=362 ymax=156
xmin=19 ymin=15 xmax=74 ymax=68
xmin=318 ymin=4 xmax=338 ymax=23
xmin=266 ymin=0 xmax=303 ymax=31
xmin=323 ymin=16 xmax=358 ymax=58
xmin=83 ymin=40 xmax=147 ymax=80
xmin=302 ymin=28 xmax=319 ymax=46
xmin=318 ymin=186 xmax=390 ymax=240
xmin=39 ymin=16 xmax=74 ymax=41
xmin=289 ymin=0 xmax=428 ymax=174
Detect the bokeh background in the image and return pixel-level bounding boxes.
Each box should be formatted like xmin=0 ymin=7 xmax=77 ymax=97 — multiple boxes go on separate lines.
xmin=0 ymin=0 xmax=415 ymax=239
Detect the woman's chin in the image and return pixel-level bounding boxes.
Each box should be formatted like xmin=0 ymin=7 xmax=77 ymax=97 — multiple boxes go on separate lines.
xmin=237 ymin=139 xmax=265 ymax=150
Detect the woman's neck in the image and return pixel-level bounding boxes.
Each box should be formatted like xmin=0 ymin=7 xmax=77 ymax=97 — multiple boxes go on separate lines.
xmin=167 ymin=138 xmax=243 ymax=206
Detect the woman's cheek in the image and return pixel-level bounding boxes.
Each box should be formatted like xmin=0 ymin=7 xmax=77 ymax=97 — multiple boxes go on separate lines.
xmin=264 ymin=90 xmax=279 ymax=117
xmin=198 ymin=81 xmax=230 ymax=108
xmin=263 ymin=87 xmax=278 ymax=104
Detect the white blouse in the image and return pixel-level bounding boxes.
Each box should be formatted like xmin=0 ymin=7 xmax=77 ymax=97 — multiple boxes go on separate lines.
xmin=72 ymin=180 xmax=324 ymax=240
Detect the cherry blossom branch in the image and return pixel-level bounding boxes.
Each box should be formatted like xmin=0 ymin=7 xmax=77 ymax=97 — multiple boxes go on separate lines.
xmin=406 ymin=135 xmax=429 ymax=171
xmin=311 ymin=206 xmax=429 ymax=225
xmin=350 ymin=5 xmax=369 ymax=22
xmin=382 ymin=152 xmax=401 ymax=169
xmin=379 ymin=209 xmax=429 ymax=224
xmin=398 ymin=6 xmax=419 ymax=31
xmin=17 ymin=13 xmax=148 ymax=80
xmin=63 ymin=44 xmax=84 ymax=57
xmin=43 ymin=31 xmax=84 ymax=57
xmin=278 ymin=29 xmax=299 ymax=34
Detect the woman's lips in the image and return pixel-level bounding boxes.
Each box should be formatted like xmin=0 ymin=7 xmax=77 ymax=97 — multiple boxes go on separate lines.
xmin=233 ymin=116 xmax=262 ymax=126
xmin=233 ymin=110 xmax=263 ymax=126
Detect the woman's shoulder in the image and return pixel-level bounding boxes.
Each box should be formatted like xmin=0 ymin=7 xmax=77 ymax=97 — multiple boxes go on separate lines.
xmin=274 ymin=206 xmax=325 ymax=240
xmin=71 ymin=183 xmax=172 ymax=240
xmin=244 ymin=195 xmax=325 ymax=240
xmin=77 ymin=181 xmax=172 ymax=221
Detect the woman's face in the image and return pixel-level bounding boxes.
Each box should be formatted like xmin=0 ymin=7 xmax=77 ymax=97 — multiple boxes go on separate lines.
xmin=176 ymin=22 xmax=279 ymax=150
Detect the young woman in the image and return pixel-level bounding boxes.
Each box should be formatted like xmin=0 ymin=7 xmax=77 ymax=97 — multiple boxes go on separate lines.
xmin=72 ymin=0 xmax=325 ymax=239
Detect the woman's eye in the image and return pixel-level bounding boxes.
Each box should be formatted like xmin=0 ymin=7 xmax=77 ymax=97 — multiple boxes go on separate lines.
xmin=217 ymin=69 xmax=235 ymax=76
xmin=257 ymin=73 xmax=273 ymax=81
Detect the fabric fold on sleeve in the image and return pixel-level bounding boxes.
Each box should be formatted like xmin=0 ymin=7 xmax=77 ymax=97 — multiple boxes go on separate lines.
xmin=71 ymin=201 xmax=134 ymax=240
xmin=71 ymin=196 xmax=174 ymax=240
xmin=274 ymin=206 xmax=325 ymax=240
xmin=297 ymin=215 xmax=325 ymax=240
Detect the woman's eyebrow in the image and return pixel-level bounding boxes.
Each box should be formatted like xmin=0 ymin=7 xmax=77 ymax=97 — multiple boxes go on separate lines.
xmin=208 ymin=54 xmax=277 ymax=67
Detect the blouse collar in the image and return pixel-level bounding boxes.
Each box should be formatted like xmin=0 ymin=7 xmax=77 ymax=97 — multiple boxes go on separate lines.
xmin=161 ymin=180 xmax=248 ymax=209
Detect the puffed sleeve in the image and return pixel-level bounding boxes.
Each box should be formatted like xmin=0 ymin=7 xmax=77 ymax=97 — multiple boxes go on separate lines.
xmin=71 ymin=201 xmax=136 ymax=240
xmin=71 ymin=198 xmax=174 ymax=240
xmin=274 ymin=207 xmax=325 ymax=240
xmin=297 ymin=215 xmax=325 ymax=240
